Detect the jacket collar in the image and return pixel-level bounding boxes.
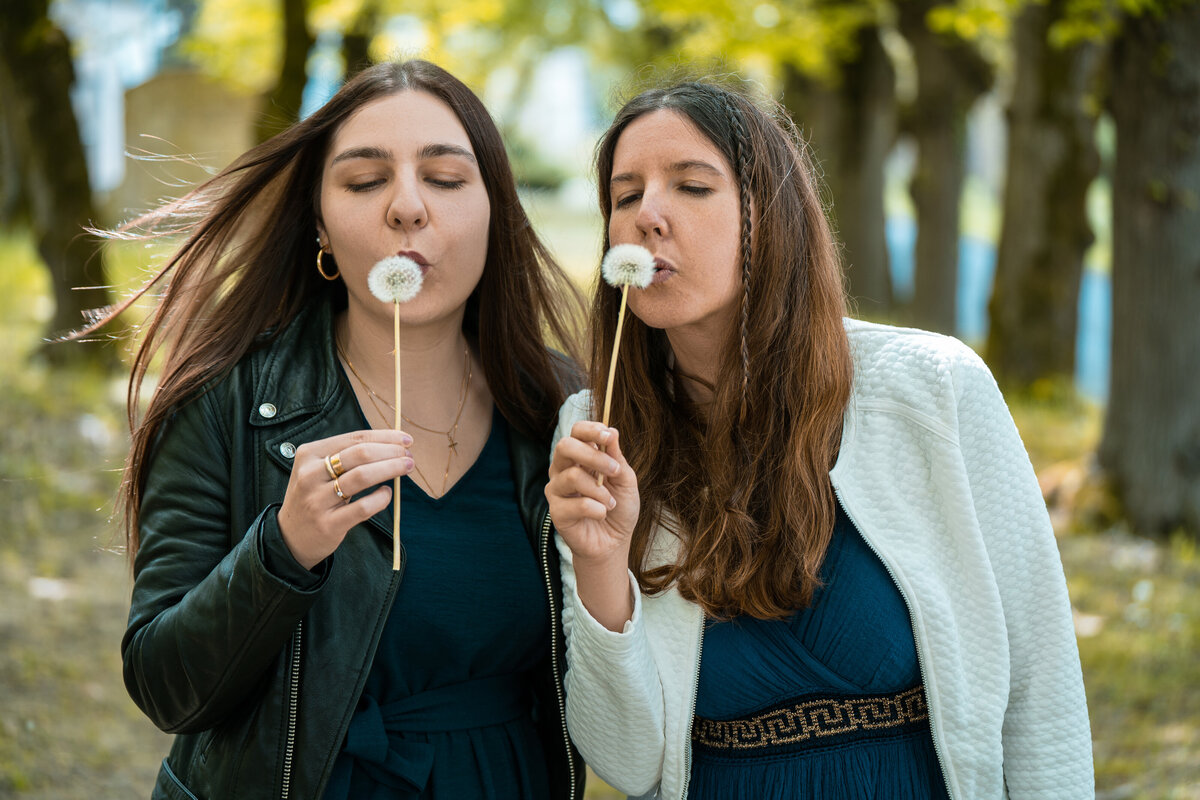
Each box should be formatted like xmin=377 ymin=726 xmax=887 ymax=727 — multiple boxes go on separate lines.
xmin=248 ymin=300 xmax=342 ymax=429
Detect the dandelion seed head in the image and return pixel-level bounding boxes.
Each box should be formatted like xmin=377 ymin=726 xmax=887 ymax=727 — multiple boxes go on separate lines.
xmin=601 ymin=244 xmax=656 ymax=289
xmin=368 ymin=255 xmax=424 ymax=303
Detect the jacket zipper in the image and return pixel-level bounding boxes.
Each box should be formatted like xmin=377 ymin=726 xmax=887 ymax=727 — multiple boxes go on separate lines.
xmin=678 ymin=606 xmax=705 ymax=800
xmin=540 ymin=512 xmax=579 ymax=800
xmin=832 ymin=486 xmax=954 ymax=799
xmin=281 ymin=619 xmax=302 ymax=800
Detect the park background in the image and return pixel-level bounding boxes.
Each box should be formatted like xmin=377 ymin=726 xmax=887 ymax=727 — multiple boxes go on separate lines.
xmin=0 ymin=0 xmax=1197 ymax=797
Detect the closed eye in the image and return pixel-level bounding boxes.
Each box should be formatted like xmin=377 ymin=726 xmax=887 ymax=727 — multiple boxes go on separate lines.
xmin=680 ymin=185 xmax=713 ymax=197
xmin=347 ymin=179 xmax=385 ymax=193
xmin=427 ymin=177 xmax=466 ymax=190
xmin=614 ymin=192 xmax=641 ymax=210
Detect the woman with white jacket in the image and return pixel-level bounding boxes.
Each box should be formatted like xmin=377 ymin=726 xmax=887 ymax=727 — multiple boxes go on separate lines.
xmin=545 ymin=79 xmax=1093 ymax=799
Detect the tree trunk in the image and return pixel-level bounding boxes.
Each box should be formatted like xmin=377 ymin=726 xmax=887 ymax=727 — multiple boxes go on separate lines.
xmin=835 ymin=25 xmax=896 ymax=313
xmin=254 ymin=0 xmax=314 ymax=143
xmin=897 ymin=0 xmax=994 ymax=334
xmin=986 ymin=0 xmax=1102 ymax=389
xmin=340 ymin=1 xmax=377 ymax=79
xmin=782 ymin=26 xmax=896 ymax=314
xmin=1100 ymin=7 xmax=1200 ymax=535
xmin=0 ymin=0 xmax=114 ymax=365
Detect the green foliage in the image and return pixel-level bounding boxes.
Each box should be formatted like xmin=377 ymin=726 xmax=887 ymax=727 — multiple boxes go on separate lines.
xmin=0 ymin=232 xmax=52 ymax=357
xmin=926 ymin=0 xmax=1014 ymax=42
xmin=183 ymin=0 xmax=282 ymax=93
xmin=1050 ymin=0 xmax=1200 ymax=48
xmin=636 ymin=0 xmax=878 ymax=83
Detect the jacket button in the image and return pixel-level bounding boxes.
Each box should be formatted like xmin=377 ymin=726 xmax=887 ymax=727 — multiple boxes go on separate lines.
xmin=259 ymin=403 xmax=277 ymax=418
xmin=279 ymin=442 xmax=296 ymax=458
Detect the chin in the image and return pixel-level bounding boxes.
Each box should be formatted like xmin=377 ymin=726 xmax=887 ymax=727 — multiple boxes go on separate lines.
xmin=627 ymin=296 xmax=684 ymax=330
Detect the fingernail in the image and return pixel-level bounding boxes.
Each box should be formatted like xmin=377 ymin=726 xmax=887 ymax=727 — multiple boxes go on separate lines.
xmin=403 ymin=457 xmax=414 ymax=470
xmin=401 ymin=435 xmax=414 ymax=446
xmin=608 ymin=496 xmax=617 ymax=509
xmin=598 ymin=430 xmax=611 ymax=444
xmin=610 ymin=460 xmax=620 ymax=475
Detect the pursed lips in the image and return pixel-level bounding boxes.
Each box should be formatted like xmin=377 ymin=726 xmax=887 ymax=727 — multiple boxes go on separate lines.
xmin=650 ymin=256 xmax=676 ymax=285
xmin=397 ymin=250 xmax=431 ymax=272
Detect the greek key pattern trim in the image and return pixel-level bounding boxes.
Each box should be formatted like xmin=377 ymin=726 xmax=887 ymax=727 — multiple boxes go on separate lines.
xmin=691 ymin=685 xmax=928 ymax=751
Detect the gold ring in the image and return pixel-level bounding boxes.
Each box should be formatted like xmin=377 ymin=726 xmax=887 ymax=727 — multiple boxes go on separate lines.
xmin=324 ymin=455 xmax=338 ymax=480
xmin=329 ymin=453 xmax=345 ymax=477
xmin=333 ymin=476 xmax=347 ymax=502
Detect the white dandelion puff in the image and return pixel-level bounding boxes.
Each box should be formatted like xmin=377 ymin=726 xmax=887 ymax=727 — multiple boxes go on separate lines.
xmin=601 ymin=244 xmax=656 ymax=289
xmin=595 ymin=245 xmax=654 ymax=487
xmin=368 ymin=255 xmax=424 ymax=303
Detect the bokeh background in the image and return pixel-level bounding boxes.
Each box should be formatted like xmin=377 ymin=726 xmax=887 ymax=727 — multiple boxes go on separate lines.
xmin=1 ymin=0 xmax=1197 ymax=797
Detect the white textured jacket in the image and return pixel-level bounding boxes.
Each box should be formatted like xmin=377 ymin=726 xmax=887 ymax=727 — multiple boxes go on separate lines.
xmin=553 ymin=320 xmax=1093 ymax=800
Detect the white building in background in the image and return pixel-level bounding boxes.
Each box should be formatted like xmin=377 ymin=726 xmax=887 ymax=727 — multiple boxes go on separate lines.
xmin=51 ymin=0 xmax=182 ymax=194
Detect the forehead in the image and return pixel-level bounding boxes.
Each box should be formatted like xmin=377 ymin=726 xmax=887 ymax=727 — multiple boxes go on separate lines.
xmin=328 ymin=90 xmax=474 ymax=157
xmin=611 ymin=108 xmax=727 ymax=171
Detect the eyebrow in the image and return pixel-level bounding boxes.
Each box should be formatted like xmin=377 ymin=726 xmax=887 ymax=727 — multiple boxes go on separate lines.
xmin=610 ymin=159 xmax=725 ymax=186
xmin=418 ymin=142 xmax=477 ymax=164
xmin=330 ymin=145 xmax=392 ymax=166
xmin=330 ymin=142 xmax=478 ymax=166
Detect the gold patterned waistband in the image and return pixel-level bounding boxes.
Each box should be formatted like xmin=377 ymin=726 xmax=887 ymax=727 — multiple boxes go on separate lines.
xmin=691 ymin=684 xmax=929 ymax=752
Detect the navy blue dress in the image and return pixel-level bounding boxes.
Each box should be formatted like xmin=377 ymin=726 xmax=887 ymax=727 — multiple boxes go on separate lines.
xmin=688 ymin=506 xmax=949 ymax=799
xmin=322 ymin=409 xmax=552 ymax=800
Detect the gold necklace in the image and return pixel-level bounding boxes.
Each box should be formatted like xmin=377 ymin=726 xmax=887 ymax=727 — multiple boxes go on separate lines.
xmin=338 ymin=343 xmax=473 ymax=497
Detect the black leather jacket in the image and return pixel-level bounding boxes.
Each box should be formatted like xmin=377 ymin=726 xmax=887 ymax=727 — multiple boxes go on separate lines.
xmin=122 ymin=300 xmax=584 ymax=799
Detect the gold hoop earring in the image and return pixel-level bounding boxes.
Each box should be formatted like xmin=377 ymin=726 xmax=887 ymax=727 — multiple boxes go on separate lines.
xmin=317 ymin=246 xmax=339 ymax=281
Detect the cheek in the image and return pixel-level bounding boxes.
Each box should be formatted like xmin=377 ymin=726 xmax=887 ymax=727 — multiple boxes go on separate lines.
xmin=607 ymin=214 xmax=634 ymax=246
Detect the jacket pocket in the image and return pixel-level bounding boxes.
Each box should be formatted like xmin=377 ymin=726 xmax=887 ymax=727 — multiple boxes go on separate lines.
xmin=153 ymin=758 xmax=203 ymax=800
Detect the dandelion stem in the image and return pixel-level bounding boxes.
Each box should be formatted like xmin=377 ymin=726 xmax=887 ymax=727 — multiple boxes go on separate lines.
xmin=393 ymin=301 xmax=402 ymax=571
xmin=598 ymin=283 xmax=630 ymax=487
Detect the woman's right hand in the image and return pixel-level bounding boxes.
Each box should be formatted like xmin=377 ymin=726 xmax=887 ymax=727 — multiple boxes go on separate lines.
xmin=546 ymin=421 xmax=641 ymax=561
xmin=277 ymin=429 xmax=414 ymax=569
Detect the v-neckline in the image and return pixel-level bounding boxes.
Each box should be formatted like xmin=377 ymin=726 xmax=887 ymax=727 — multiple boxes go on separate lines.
xmin=401 ymin=406 xmax=499 ymax=508
xmin=336 ymin=357 xmax=500 ymax=507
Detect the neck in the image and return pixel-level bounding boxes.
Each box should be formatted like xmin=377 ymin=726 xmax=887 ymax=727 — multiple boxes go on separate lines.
xmin=336 ymin=306 xmax=475 ymax=419
xmin=665 ymin=323 xmax=727 ymax=406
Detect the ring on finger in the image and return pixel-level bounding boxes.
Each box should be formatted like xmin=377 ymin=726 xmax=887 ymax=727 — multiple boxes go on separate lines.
xmin=333 ymin=476 xmax=347 ymax=503
xmin=324 ymin=454 xmax=343 ymax=480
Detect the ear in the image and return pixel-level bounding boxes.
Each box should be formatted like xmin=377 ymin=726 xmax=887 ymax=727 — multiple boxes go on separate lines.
xmin=315 ymin=222 xmax=329 ymax=251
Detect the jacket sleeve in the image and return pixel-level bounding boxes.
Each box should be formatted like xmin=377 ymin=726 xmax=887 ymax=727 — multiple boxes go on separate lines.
xmin=121 ymin=386 xmax=327 ymax=734
xmin=953 ymin=351 xmax=1095 ymax=797
xmin=552 ymin=392 xmax=667 ymax=796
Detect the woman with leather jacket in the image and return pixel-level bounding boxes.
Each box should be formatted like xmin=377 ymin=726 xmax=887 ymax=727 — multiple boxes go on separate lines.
xmin=107 ymin=59 xmax=585 ymax=799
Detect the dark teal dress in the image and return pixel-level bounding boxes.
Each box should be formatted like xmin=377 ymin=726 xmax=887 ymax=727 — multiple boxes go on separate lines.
xmin=322 ymin=408 xmax=552 ymax=800
xmin=688 ymin=506 xmax=950 ymax=799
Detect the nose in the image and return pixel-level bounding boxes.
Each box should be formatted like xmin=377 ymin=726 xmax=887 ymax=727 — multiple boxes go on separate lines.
xmin=634 ymin=190 xmax=667 ymax=240
xmin=387 ymin=176 xmax=427 ymax=230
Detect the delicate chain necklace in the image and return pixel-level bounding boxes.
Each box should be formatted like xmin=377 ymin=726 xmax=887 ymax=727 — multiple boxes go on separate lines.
xmin=337 ymin=343 xmax=473 ymax=497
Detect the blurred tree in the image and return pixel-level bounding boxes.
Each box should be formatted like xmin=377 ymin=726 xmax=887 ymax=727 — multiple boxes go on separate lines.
xmin=897 ymin=0 xmax=997 ymax=334
xmin=0 ymin=0 xmax=115 ymax=365
xmin=254 ymin=0 xmax=315 ymax=142
xmin=340 ymin=0 xmax=378 ymax=78
xmin=986 ymin=0 xmax=1103 ymax=389
xmin=784 ymin=22 xmax=897 ymax=313
xmin=1100 ymin=0 xmax=1200 ymax=535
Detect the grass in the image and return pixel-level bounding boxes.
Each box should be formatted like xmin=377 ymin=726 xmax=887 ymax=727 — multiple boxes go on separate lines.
xmin=0 ymin=229 xmax=1196 ymax=799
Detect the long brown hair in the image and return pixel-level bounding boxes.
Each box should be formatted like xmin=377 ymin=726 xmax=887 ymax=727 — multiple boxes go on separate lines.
xmin=92 ymin=60 xmax=582 ymax=563
xmin=593 ymin=79 xmax=852 ymax=620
